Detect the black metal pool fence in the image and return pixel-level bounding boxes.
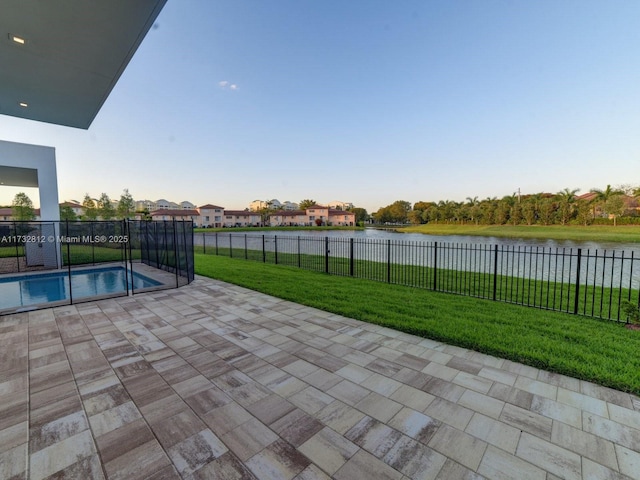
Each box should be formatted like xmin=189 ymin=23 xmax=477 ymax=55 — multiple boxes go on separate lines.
xmin=0 ymin=220 xmax=194 ymax=314
xmin=198 ymin=232 xmax=640 ymax=323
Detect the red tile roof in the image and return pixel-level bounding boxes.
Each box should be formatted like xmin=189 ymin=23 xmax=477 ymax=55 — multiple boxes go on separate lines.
xmin=150 ymin=209 xmax=199 ymax=217
xmin=199 ymin=204 xmax=224 ymax=209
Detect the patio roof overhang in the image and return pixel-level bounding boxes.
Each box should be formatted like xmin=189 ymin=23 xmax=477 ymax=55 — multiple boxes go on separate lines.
xmin=0 ymin=0 xmax=167 ymax=129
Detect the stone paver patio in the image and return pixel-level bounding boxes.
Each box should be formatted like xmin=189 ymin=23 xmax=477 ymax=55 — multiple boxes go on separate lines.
xmin=1 ymin=276 xmax=640 ymax=479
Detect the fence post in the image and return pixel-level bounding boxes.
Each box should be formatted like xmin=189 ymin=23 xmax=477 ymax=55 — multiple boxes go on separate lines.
xmin=297 ymin=236 xmax=301 ymax=268
xmin=574 ymin=248 xmax=582 ymax=314
xmin=244 ymin=234 xmax=248 ymax=259
xmin=262 ymin=235 xmax=266 ymax=262
xmin=215 ymin=232 xmax=219 ymax=255
xmin=433 ymin=242 xmax=438 ymax=290
xmin=493 ymin=244 xmax=498 ymax=301
xmin=123 ymin=220 xmax=130 ymax=296
xmin=275 ymin=235 xmax=278 ymax=264
xmin=229 ymin=233 xmax=233 ymax=258
xmin=66 ymin=220 xmax=73 ymax=304
xmin=387 ymin=239 xmax=391 ymax=283
xmin=325 ymin=237 xmax=329 ymax=273
xmin=173 ymin=220 xmax=179 ymax=288
xmin=203 ymin=232 xmax=206 ymax=254
xmin=350 ymin=238 xmax=354 ymax=276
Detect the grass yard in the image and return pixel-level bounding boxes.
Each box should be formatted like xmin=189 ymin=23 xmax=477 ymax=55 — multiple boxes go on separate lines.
xmin=195 ymin=253 xmax=640 ymax=394
xmin=195 ymin=246 xmax=638 ymax=322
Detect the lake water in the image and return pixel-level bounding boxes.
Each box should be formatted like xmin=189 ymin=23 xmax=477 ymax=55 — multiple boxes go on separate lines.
xmin=196 ymin=228 xmax=640 ymax=289
xmin=198 ymin=227 xmax=640 ymax=252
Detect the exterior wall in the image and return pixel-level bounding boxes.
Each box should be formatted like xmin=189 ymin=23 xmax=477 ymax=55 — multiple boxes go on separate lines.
xmin=222 ymin=213 xmax=261 ymax=227
xmin=198 ymin=207 xmax=224 ymax=227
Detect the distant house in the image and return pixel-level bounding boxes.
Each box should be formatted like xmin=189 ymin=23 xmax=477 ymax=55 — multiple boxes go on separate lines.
xmin=1 ymin=207 xmax=42 ymax=221
xmin=59 ymin=201 xmax=84 ymax=217
xmin=150 ymin=209 xmax=200 ymax=224
xmin=197 ymin=204 xmax=225 ymax=228
xmin=222 ymin=210 xmax=261 ymax=227
xmin=269 ymin=205 xmax=355 ymax=226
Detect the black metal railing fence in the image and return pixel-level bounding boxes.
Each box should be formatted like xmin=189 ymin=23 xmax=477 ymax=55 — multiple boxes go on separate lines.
xmin=197 ymin=232 xmax=640 ymax=322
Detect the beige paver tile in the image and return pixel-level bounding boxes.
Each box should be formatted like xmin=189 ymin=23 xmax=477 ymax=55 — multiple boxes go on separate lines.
xmin=387 ymin=407 xmax=441 ymax=444
xmin=581 ymin=457 xmax=634 ymax=480
xmin=246 ymin=439 xmax=310 ymax=480
xmin=103 ymin=438 xmax=171 ymax=480
xmin=530 ymin=395 xmax=582 ymax=428
xmin=94 ymin=418 xmax=154 ymax=464
xmin=465 ymin=413 xmax=521 ymax=454
xmin=424 ymin=397 xmax=474 ymax=430
xmin=30 ymin=429 xmax=96 ymax=480
xmin=477 ymin=445 xmax=545 ymax=480
xmin=453 ymin=371 xmax=493 ymax=394
xmin=428 ymin=424 xmax=487 ymax=471
xmin=552 ymin=421 xmax=619 ymax=470
xmin=515 ymin=432 xmax=581 ymax=480
xmin=581 ymin=381 xmax=634 ymax=409
xmin=166 ymin=429 xmax=228 ymax=476
xmin=615 ymin=444 xmax=640 ymax=479
xmin=435 ymin=459 xmax=484 ymax=479
xmin=334 ymin=449 xmax=403 ymax=480
xmin=499 ymin=403 xmax=552 ymax=440
xmin=583 ymin=412 xmax=640 ymax=452
xmin=316 ymin=400 xmax=366 ymax=435
xmin=0 ymin=443 xmax=27 ymax=479
xmin=293 ymin=463 xmax=332 ymax=480
xmin=266 ymin=374 xmax=308 ymax=398
xmin=488 ymin=382 xmax=533 ymax=409
xmin=298 ymin=427 xmax=359 ymax=476
xmin=345 ymin=416 xmax=402 ymax=458
xmin=609 ymin=402 xmax=640 ymax=431
xmin=384 ymin=435 xmax=447 ymax=480
xmin=557 ymin=387 xmax=609 ymax=418
xmin=270 ymin=409 xmax=324 ymax=447
xmin=326 ymin=379 xmax=370 ymax=406
xmin=537 ymin=371 xmax=581 ymax=392
xmin=422 ymin=362 xmax=459 ymax=381
xmin=514 ymin=376 xmax=558 ymax=400
xmin=282 ymin=359 xmax=320 ymax=378
xmin=458 ymin=389 xmax=505 ymax=419
xmin=289 ymin=386 xmax=334 ymax=415
xmin=390 ymin=384 xmax=435 ymax=412
xmin=421 ymin=376 xmax=466 ymax=402
xmin=355 ymin=392 xmax=403 ymax=423
xmin=334 ymin=364 xmax=374 ymax=384
xmin=191 ymin=451 xmax=258 ymax=480
xmin=88 ymin=400 xmax=142 ymax=437
xmin=221 ymin=417 xmax=278 ymax=461
xmin=360 ymin=372 xmax=403 ymax=397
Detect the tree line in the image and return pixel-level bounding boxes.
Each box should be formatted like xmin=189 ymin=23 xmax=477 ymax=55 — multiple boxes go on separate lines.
xmin=373 ymin=185 xmax=640 ymax=227
xmin=7 ymin=189 xmax=137 ymax=221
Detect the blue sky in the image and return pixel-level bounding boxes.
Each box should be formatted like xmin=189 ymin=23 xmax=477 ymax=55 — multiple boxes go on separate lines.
xmin=1 ymin=0 xmax=639 ymax=212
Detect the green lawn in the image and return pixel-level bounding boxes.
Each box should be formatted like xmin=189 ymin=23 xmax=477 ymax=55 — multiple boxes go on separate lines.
xmin=399 ymin=224 xmax=640 ymax=243
xmin=195 ymin=246 xmax=638 ymax=322
xmin=195 ymin=254 xmax=640 ymax=394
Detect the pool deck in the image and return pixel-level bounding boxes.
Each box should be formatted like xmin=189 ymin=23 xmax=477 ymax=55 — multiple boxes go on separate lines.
xmin=1 ymin=275 xmax=640 ymax=479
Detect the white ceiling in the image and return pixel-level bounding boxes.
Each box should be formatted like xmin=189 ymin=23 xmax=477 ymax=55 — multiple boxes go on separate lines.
xmin=0 ymin=0 xmax=167 ymax=129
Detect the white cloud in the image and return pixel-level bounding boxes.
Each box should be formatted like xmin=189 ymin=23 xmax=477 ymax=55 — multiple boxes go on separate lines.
xmin=219 ymin=80 xmax=238 ymax=91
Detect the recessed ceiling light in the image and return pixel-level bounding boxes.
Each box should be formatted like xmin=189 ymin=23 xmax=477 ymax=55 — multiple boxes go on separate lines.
xmin=18 ymin=102 xmax=28 ymax=108
xmin=9 ymin=34 xmax=26 ymax=45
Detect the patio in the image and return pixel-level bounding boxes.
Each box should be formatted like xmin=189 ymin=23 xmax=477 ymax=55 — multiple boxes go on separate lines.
xmin=1 ymin=275 xmax=640 ymax=479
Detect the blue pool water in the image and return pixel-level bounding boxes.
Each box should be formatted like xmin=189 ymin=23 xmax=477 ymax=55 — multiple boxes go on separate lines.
xmin=0 ymin=267 xmax=162 ymax=310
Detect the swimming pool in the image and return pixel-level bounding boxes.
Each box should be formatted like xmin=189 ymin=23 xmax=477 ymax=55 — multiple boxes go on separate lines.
xmin=0 ymin=266 xmax=162 ymax=310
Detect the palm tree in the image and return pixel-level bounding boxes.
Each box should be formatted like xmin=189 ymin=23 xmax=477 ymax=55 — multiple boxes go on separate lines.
xmin=590 ymin=185 xmax=624 ymax=218
xmin=556 ymin=188 xmax=580 ymax=225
